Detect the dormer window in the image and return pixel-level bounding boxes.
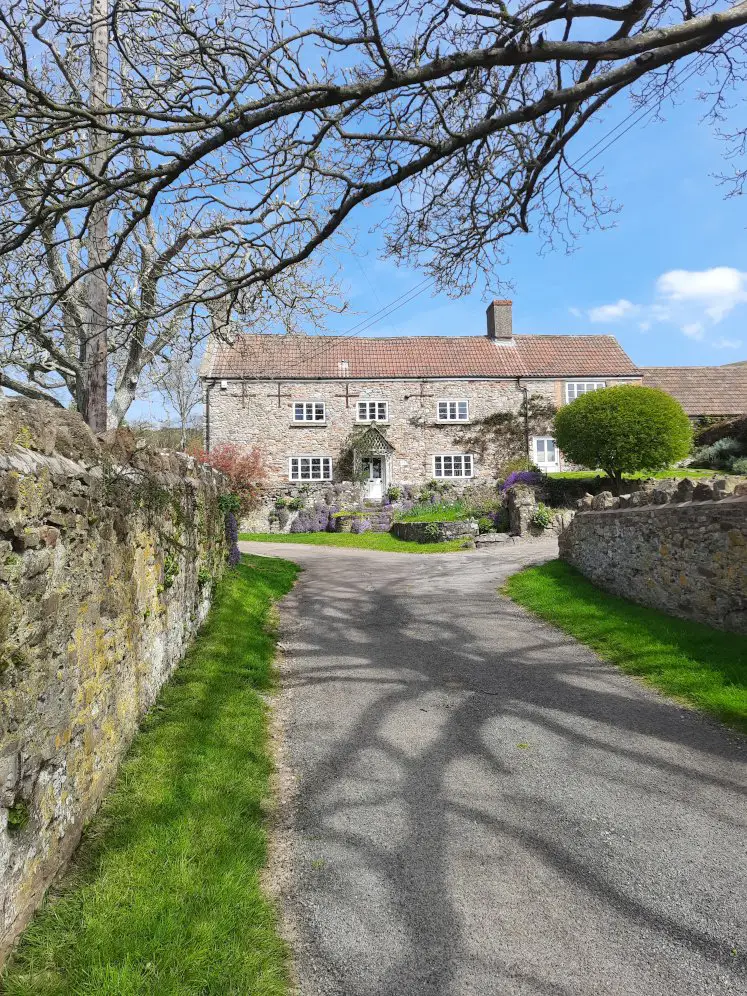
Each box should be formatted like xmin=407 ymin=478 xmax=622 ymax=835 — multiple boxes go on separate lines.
xmin=357 ymin=400 xmax=388 ymax=422
xmin=437 ymin=399 xmax=469 ymax=422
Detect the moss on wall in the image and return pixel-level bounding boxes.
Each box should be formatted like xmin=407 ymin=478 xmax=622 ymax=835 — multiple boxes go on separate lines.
xmin=0 ymin=401 xmax=227 ymax=963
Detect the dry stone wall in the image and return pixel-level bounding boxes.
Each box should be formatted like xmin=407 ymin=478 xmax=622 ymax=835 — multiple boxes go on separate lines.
xmin=0 ymin=400 xmax=226 ymax=961
xmin=559 ymin=483 xmax=747 ymax=633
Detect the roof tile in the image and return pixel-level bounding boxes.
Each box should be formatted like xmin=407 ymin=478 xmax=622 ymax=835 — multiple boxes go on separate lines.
xmin=641 ymin=366 xmax=747 ymax=416
xmin=202 ymin=333 xmax=638 ymax=380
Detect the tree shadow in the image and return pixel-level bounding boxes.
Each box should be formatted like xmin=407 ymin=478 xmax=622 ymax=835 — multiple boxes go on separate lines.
xmin=275 ymin=546 xmax=747 ymax=996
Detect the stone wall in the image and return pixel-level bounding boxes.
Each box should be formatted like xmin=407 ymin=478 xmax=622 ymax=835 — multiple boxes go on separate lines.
xmin=207 ymin=376 xmax=638 ymax=488
xmin=390 ymin=519 xmax=479 ymax=543
xmin=0 ymin=400 xmax=226 ymax=961
xmin=559 ymin=486 xmax=747 ymax=633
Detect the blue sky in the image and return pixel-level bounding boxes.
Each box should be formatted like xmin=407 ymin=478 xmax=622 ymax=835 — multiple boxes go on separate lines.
xmin=319 ymin=69 xmax=747 ymax=368
xmin=137 ymin=64 xmax=745 ymax=426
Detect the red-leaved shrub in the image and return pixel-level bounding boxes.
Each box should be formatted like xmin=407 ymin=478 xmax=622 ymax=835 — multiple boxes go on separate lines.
xmin=189 ymin=442 xmax=265 ymax=513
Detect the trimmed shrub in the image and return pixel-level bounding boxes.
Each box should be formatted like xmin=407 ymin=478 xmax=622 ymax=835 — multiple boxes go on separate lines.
xmin=554 ymin=385 xmax=692 ymax=494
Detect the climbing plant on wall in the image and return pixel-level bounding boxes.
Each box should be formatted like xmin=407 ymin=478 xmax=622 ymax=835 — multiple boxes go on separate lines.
xmin=453 ymin=395 xmax=557 ymax=469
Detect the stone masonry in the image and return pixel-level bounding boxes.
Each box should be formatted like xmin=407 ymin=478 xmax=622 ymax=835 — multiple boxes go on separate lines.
xmin=206 ymin=375 xmax=636 ymax=490
xmin=202 ymin=301 xmax=642 ymax=492
xmin=559 ymin=487 xmax=747 ymax=634
xmin=0 ymin=400 xmax=226 ymax=962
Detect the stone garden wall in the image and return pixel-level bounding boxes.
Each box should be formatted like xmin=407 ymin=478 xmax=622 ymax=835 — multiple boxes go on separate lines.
xmin=390 ymin=519 xmax=479 ymax=543
xmin=559 ymin=479 xmax=747 ymax=633
xmin=0 ymin=399 xmax=226 ymax=962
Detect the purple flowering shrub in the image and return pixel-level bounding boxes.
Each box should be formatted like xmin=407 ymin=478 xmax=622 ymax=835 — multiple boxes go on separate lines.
xmin=225 ymin=511 xmax=240 ymax=566
xmin=291 ymin=510 xmax=313 ymax=532
xmin=350 ymin=517 xmax=370 ymax=534
xmin=499 ymin=470 xmax=544 ymax=492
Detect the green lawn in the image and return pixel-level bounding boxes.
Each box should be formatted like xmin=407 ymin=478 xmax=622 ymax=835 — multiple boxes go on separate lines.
xmin=504 ymin=560 xmax=747 ymax=733
xmin=394 ymin=500 xmax=471 ymax=523
xmin=240 ymin=531 xmax=468 ymax=553
xmin=548 ymin=468 xmax=729 ymax=481
xmin=1 ymin=555 xmax=299 ymax=996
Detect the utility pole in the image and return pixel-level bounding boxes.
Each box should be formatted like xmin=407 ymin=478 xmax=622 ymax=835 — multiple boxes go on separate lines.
xmin=82 ymin=0 xmax=109 ymax=432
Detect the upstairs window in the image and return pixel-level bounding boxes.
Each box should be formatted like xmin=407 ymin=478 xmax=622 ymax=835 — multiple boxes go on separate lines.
xmin=433 ymin=454 xmax=473 ymax=479
xmin=357 ymin=400 xmax=389 ymax=422
xmin=293 ymin=401 xmax=326 ymax=422
xmin=437 ymin=399 xmax=469 ymax=422
xmin=289 ymin=456 xmax=333 ymax=481
xmin=565 ymin=382 xmax=606 ymax=402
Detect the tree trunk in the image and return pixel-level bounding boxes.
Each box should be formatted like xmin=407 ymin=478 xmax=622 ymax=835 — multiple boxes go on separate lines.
xmin=82 ymin=0 xmax=109 ymax=433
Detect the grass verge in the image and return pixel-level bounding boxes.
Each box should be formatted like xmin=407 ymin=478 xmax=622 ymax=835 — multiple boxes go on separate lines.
xmin=503 ymin=560 xmax=747 ymax=733
xmin=240 ymin=531 xmax=468 ymax=553
xmin=1 ymin=554 xmax=299 ymax=996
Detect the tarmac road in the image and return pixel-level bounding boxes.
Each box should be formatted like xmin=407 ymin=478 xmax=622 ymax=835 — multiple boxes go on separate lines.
xmin=240 ymin=539 xmax=747 ymax=996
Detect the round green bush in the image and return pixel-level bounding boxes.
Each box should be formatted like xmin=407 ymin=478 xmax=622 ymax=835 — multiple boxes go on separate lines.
xmin=554 ymin=385 xmax=692 ymax=493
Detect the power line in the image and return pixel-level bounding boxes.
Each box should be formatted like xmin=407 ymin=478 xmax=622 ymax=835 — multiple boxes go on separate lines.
xmin=280 ymin=53 xmax=705 ymax=366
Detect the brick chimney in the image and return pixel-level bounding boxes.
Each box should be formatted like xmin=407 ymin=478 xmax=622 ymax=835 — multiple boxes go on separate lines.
xmin=486 ymin=299 xmax=512 ymax=340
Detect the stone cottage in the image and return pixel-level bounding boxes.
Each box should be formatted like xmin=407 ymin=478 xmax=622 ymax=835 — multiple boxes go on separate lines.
xmin=199 ymin=301 xmax=641 ymax=499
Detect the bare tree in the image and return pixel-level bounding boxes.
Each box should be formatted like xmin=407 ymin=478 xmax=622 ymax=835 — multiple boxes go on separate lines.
xmin=0 ymin=2 xmax=344 ymax=428
xmin=147 ymin=351 xmax=203 ymax=451
xmin=1 ymin=1 xmax=746 ymax=412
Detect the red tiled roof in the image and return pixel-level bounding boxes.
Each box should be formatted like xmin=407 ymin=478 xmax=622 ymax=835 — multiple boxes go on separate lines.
xmin=641 ymin=366 xmax=747 ymax=416
xmin=201 ymin=333 xmax=639 ymax=380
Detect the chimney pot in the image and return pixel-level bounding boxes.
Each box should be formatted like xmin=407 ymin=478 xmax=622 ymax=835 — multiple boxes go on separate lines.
xmin=486 ymin=299 xmax=512 ymax=340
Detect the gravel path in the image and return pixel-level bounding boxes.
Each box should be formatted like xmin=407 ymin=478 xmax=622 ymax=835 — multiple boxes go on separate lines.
xmin=240 ymin=539 xmax=747 ymax=996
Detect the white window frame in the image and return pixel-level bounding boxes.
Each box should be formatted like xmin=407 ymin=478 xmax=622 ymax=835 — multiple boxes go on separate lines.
xmin=433 ymin=453 xmax=474 ymax=479
xmin=356 ymin=400 xmax=389 ymax=422
xmin=533 ymin=436 xmax=559 ymax=468
xmin=288 ymin=456 xmax=333 ymax=482
xmin=565 ymin=381 xmax=606 ymax=402
xmin=436 ymin=399 xmax=469 ymax=422
xmin=293 ymin=400 xmax=326 ymax=423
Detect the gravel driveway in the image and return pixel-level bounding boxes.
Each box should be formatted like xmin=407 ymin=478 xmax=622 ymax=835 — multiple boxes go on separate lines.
xmin=240 ymin=539 xmax=747 ymax=996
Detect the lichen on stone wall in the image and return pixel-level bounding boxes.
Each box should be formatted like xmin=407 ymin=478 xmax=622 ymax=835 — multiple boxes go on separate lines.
xmin=0 ymin=399 xmax=227 ymax=963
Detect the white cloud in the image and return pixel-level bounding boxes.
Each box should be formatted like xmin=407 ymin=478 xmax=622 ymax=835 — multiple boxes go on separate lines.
xmin=580 ymin=266 xmax=747 ymax=348
xmin=655 ymin=267 xmax=747 ymax=322
xmin=681 ymin=322 xmax=704 ymax=340
xmin=568 ymin=306 xmax=582 ymax=318
xmin=587 ymin=299 xmax=638 ymax=323
xmin=712 ymin=337 xmax=743 ymax=350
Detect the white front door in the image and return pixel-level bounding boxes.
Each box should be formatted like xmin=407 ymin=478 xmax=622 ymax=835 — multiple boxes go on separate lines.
xmin=362 ymin=456 xmax=384 ymax=501
xmin=533 ymin=436 xmax=560 ymax=472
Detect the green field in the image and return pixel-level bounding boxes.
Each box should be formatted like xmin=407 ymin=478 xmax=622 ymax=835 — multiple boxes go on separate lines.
xmin=504 ymin=560 xmax=747 ymax=733
xmin=2 ymin=556 xmax=299 ymax=996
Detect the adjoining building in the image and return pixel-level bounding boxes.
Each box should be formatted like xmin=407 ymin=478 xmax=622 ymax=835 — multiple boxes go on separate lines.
xmin=641 ymin=365 xmax=747 ymax=422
